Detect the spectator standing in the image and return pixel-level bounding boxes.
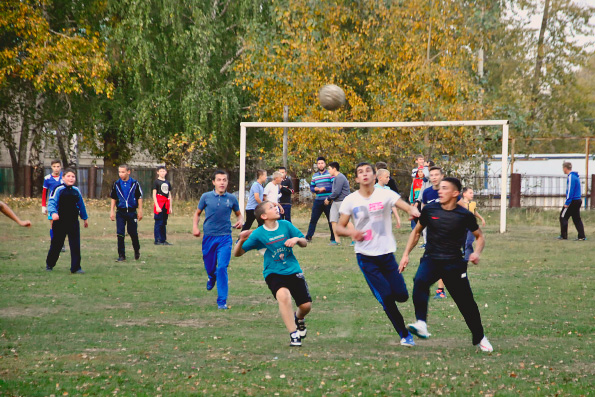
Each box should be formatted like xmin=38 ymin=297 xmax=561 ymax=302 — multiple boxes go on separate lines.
xmin=278 ymin=167 xmax=294 ymax=222
xmin=305 ymin=157 xmax=335 ymax=243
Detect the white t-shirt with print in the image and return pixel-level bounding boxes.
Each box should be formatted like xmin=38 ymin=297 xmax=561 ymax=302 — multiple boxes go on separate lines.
xmin=263 ymin=182 xmax=280 ymax=204
xmin=339 ymin=188 xmax=401 ymax=256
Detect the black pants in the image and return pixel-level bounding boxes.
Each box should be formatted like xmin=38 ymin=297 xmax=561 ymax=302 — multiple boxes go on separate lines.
xmin=46 ymin=219 xmax=81 ymax=273
xmin=117 ymin=210 xmax=140 ymax=257
xmin=412 ymin=256 xmax=485 ymax=345
xmin=306 ymin=199 xmax=335 ymax=241
xmin=241 ymin=209 xmax=264 ymax=231
xmin=280 ymin=203 xmax=292 ymax=223
xmin=154 ymin=205 xmax=168 ymax=243
xmin=560 ymin=200 xmax=586 ymax=239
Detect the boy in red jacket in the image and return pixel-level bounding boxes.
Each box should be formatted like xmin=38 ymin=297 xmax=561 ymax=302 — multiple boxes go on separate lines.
xmin=153 ymin=166 xmax=173 ymax=245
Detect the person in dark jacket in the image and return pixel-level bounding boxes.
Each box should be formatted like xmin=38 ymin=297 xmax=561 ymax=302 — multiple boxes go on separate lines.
xmin=46 ymin=168 xmax=88 ymax=273
xmin=558 ymin=162 xmax=586 ymax=241
xmin=110 ymin=164 xmax=143 ymax=261
xmin=278 ymin=167 xmax=294 ymax=223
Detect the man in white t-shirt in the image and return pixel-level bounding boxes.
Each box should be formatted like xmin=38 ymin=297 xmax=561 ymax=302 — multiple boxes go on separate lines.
xmin=263 ymin=171 xmax=285 ymax=214
xmin=336 ymin=162 xmax=421 ymax=347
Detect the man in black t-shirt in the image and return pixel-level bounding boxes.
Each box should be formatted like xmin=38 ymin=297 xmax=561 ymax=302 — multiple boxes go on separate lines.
xmin=152 ymin=166 xmax=173 ymax=245
xmin=278 ymin=167 xmax=294 ymax=223
xmin=399 ymin=177 xmax=493 ymax=352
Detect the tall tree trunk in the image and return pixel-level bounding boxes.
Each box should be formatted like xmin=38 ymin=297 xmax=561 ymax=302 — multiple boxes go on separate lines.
xmin=101 ymin=124 xmax=120 ymax=197
xmin=531 ymin=0 xmax=550 ymax=120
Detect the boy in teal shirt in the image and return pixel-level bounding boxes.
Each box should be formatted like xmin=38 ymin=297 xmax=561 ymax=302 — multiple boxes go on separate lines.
xmin=233 ymin=201 xmax=312 ymax=347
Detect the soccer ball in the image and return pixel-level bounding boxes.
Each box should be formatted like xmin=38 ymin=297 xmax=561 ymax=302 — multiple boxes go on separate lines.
xmin=319 ymin=84 xmax=346 ymax=111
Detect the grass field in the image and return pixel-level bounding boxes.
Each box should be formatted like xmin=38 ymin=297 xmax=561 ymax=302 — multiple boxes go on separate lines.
xmin=1 ymin=198 xmax=593 ymax=396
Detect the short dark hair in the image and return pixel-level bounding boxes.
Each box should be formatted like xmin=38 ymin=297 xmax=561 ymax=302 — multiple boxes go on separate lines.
xmin=51 ymin=159 xmax=61 ymax=166
xmin=254 ymin=201 xmax=269 ymax=220
xmin=462 ymin=186 xmax=472 ymax=194
xmin=429 ymin=166 xmax=443 ymax=174
xmin=443 ymin=177 xmax=462 ymax=193
xmin=256 ymin=169 xmax=266 ymax=179
xmin=212 ymin=169 xmax=228 ymax=181
xmin=63 ymin=168 xmax=76 ymax=177
xmin=428 ymin=160 xmax=435 ymax=167
xmin=157 ymin=165 xmax=166 ymax=172
xmin=278 ymin=166 xmax=286 ymax=171
xmin=118 ymin=164 xmax=130 ymax=171
xmin=355 ymin=162 xmax=376 ymax=175
xmin=316 ymin=156 xmax=326 ymax=163
xmin=328 ymin=161 xmax=340 ymax=171
xmin=375 ymin=161 xmax=387 ymax=169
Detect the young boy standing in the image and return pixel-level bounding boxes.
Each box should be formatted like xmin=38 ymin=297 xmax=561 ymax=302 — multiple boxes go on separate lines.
xmin=241 ymin=169 xmax=267 ymax=231
xmin=153 ymin=166 xmax=173 ymax=245
xmin=375 ymin=168 xmax=402 ymax=229
xmin=110 ymin=164 xmax=143 ymax=262
xmin=46 ymin=168 xmax=89 ymax=274
xmin=192 ymin=170 xmax=243 ymax=310
xmin=42 ymin=160 xmax=64 ymax=251
xmin=263 ymin=171 xmax=285 ymax=214
xmin=461 ymin=187 xmax=486 ymax=261
xmin=234 ymin=201 xmax=311 ymax=347
xmin=399 ymin=177 xmax=493 ymax=352
xmin=336 ymin=162 xmax=420 ymax=347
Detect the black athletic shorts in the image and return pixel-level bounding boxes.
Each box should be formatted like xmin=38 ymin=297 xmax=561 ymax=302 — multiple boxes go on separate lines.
xmin=265 ymin=273 xmax=312 ymax=306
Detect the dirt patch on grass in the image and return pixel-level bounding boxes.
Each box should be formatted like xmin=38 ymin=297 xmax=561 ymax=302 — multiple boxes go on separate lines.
xmin=0 ymin=306 xmax=59 ymax=318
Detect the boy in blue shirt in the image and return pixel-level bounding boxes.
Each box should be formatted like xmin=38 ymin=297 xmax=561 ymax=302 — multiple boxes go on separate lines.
xmin=234 ymin=201 xmax=311 ymax=347
xmin=241 ymin=169 xmax=267 ymax=231
xmin=46 ymin=168 xmax=89 ymax=274
xmin=110 ymin=164 xmax=144 ymax=262
xmin=193 ymin=170 xmax=243 ymax=310
xmin=42 ymin=159 xmax=65 ymax=251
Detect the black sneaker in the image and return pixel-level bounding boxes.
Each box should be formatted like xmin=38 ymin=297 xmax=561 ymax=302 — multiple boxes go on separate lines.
xmin=45 ymin=267 xmax=53 ymax=271
xmin=574 ymin=237 xmax=587 ymax=241
xmin=306 ymin=238 xmax=312 ymax=243
xmin=154 ymin=241 xmax=163 ymax=245
xmin=61 ymin=246 xmax=66 ymax=252
xmin=556 ymin=236 xmax=567 ymax=240
xmin=116 ymin=256 xmax=126 ymax=262
xmin=162 ymin=241 xmax=173 ymax=246
xmin=71 ymin=269 xmax=85 ymax=274
xmin=289 ymin=331 xmax=302 ymax=347
xmin=294 ymin=312 xmax=307 ymax=339
xmin=134 ymin=251 xmax=140 ymax=260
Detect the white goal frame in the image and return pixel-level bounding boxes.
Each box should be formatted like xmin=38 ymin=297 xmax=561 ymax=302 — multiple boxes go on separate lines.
xmin=239 ymin=120 xmax=510 ymax=233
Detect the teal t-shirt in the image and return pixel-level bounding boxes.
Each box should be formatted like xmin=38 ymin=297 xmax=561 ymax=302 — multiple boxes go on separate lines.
xmin=241 ymin=220 xmax=305 ymax=279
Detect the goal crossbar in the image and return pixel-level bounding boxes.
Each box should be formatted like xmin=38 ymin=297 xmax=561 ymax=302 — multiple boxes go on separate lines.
xmin=239 ymin=120 xmax=510 ymax=233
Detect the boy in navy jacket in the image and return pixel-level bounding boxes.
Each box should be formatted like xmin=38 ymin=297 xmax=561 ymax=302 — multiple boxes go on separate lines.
xmin=46 ymin=168 xmax=88 ymax=273
xmin=110 ymin=164 xmax=144 ymax=261
xmin=558 ymin=162 xmax=586 ymax=240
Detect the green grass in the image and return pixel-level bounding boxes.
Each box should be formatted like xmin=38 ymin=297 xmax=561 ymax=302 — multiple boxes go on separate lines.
xmin=1 ymin=200 xmax=593 ymax=396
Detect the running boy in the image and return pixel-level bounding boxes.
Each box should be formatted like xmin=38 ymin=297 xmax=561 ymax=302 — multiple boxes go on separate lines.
xmin=241 ymin=169 xmax=267 ymax=231
xmin=110 ymin=164 xmax=143 ymax=262
xmin=192 ymin=170 xmax=243 ymax=310
xmin=375 ymin=168 xmax=401 ymax=228
xmin=234 ymin=201 xmax=311 ymax=347
xmin=153 ymin=166 xmax=173 ymax=245
xmin=46 ymin=168 xmax=88 ymax=274
xmin=336 ymin=162 xmax=421 ymax=347
xmin=461 ymin=187 xmax=486 ymax=261
xmin=399 ymin=177 xmax=493 ymax=352
xmin=42 ymin=160 xmax=64 ymax=251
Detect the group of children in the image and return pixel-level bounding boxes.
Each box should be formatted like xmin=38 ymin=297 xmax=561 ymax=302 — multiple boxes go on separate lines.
xmin=33 ymin=158 xmax=492 ymax=352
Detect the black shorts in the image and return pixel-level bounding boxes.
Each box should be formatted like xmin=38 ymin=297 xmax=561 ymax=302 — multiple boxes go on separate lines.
xmin=265 ymin=273 xmax=312 ymax=306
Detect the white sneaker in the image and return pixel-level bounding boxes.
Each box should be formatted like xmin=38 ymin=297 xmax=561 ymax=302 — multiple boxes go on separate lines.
xmin=407 ymin=320 xmax=431 ymax=339
xmin=475 ymin=336 xmax=493 ymax=352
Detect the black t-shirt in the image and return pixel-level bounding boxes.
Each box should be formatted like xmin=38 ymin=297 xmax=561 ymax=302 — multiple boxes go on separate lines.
xmin=153 ymin=179 xmax=171 ymax=198
xmin=279 ymin=176 xmax=293 ymax=204
xmin=419 ymin=202 xmax=479 ymax=260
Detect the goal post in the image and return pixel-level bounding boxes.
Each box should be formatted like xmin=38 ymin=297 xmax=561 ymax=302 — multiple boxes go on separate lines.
xmin=239 ymin=120 xmax=510 ymax=233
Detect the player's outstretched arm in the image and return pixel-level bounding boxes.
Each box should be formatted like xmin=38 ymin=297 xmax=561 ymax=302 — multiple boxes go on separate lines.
xmin=395 ymin=198 xmax=420 ymax=220
xmin=468 ymin=228 xmax=485 ymax=265
xmin=335 ymin=213 xmax=364 ymax=241
xmin=233 ymin=230 xmax=252 ymax=257
xmin=399 ymin=222 xmax=424 ymax=273
xmin=0 ymin=201 xmax=32 ymax=227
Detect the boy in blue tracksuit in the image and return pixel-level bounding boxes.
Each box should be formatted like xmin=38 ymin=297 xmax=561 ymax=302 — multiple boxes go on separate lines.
xmin=558 ymin=162 xmax=586 ymax=240
xmin=192 ymin=170 xmax=244 ymax=310
xmin=110 ymin=164 xmax=144 ymax=261
xmin=46 ymin=168 xmax=88 ymax=273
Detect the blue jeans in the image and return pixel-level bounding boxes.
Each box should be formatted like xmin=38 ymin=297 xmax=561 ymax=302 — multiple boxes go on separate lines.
xmin=356 ymin=253 xmax=409 ymax=338
xmin=306 ymin=199 xmax=335 ymax=241
xmin=202 ymin=235 xmax=232 ymax=306
xmin=280 ymin=204 xmax=292 ymax=223
xmin=412 ymin=256 xmax=485 ymax=345
xmin=154 ymin=205 xmax=169 ymax=243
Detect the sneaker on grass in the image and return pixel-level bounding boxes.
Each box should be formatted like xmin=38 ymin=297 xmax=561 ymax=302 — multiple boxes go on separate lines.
xmin=206 ymin=277 xmax=216 ymax=291
xmin=475 ymin=336 xmax=493 ymax=352
xmin=407 ymin=320 xmax=431 ymax=339
xmin=289 ymin=331 xmax=301 ymax=347
xmin=294 ymin=313 xmax=307 ymax=339
xmin=400 ymin=334 xmax=415 ymax=347
xmin=433 ymin=289 xmax=447 ymax=299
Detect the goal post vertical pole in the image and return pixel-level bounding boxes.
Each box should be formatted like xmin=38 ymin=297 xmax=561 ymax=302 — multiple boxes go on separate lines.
xmin=500 ymin=123 xmax=509 ymax=233
xmin=239 ymin=125 xmax=247 ymax=219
